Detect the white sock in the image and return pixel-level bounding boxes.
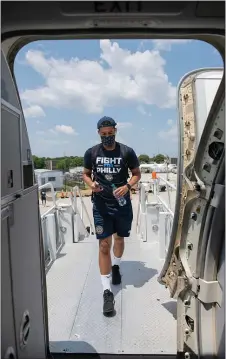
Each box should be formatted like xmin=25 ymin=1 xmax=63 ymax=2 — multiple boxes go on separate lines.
xmin=101 ymin=274 xmax=111 ymax=292
xmin=112 ymin=255 xmax=121 ymax=267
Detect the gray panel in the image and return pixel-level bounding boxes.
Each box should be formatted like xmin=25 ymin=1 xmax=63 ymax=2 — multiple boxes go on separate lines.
xmin=9 ymin=190 xmax=46 ymax=359
xmin=1 ymin=51 xmax=34 ymax=174
xmin=1 ymin=216 xmax=17 ymax=358
xmin=215 ymin=239 xmax=225 ymax=359
xmin=48 ymin=240 xmax=176 ymax=354
xmin=1 ymin=105 xmax=22 ymax=197
xmin=1 ymin=51 xmax=20 ymax=108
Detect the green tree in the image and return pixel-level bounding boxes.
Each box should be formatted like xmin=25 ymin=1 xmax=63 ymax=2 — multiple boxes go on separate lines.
xmin=68 ymin=156 xmax=84 ymax=167
xmin=32 ymin=155 xmax=46 ymax=169
xmin=153 ymin=154 xmax=165 ymax=163
xmin=138 ymin=154 xmax=150 ymax=163
xmin=56 ymin=159 xmax=67 ymax=171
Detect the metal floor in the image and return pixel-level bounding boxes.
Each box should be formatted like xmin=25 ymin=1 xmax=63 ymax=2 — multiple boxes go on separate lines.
xmin=46 ymin=235 xmax=177 ymax=354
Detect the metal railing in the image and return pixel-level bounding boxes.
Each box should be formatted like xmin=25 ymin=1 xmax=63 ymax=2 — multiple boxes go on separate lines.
xmin=136 ymin=182 xmax=149 ymax=241
xmin=157 ymin=175 xmax=176 ymax=212
xmin=39 ymin=183 xmax=60 ymax=267
xmin=72 ymin=186 xmax=95 ymax=235
xmin=39 ymin=183 xmax=94 ymax=269
xmin=136 ymin=177 xmax=176 ymax=260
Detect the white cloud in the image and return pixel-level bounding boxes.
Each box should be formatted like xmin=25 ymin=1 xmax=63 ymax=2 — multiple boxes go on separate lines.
xmin=55 ymin=125 xmax=77 ymax=135
xmin=137 ymin=105 xmax=151 ymax=117
xmin=167 ymin=119 xmax=173 ymax=126
xmin=48 ymin=128 xmax=58 ymax=135
xmin=117 ymin=122 xmax=132 ymax=129
xmin=23 ymin=105 xmax=46 ymax=118
xmin=36 ymin=130 xmax=45 ymax=136
xmin=116 ymin=134 xmax=130 ymax=146
xmin=20 ymin=40 xmax=176 ymax=113
xmin=39 ymin=138 xmax=69 ymax=146
xmin=158 ymin=120 xmax=178 ymax=142
xmin=152 ymin=39 xmax=192 ymax=51
xmin=90 ymin=139 xmax=100 ymax=146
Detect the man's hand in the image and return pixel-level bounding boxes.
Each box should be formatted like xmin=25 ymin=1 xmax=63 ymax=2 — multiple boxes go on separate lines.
xmin=91 ymin=181 xmax=103 ymax=193
xmin=113 ymin=185 xmax=129 ymax=198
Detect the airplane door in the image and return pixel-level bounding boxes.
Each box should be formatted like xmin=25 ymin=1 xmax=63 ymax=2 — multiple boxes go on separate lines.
xmin=158 ymin=68 xmax=225 ymax=357
xmin=1 ymin=50 xmax=48 ymax=358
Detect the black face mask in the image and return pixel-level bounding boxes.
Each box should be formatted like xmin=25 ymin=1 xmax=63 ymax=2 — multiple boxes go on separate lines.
xmin=101 ymin=135 xmax=115 ymax=147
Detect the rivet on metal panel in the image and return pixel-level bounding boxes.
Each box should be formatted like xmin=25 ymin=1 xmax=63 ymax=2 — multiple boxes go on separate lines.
xmin=191 ymin=212 xmax=197 ymax=221
xmin=184 ymin=299 xmax=190 ymax=306
xmin=213 ymin=128 xmax=223 ymax=140
xmin=60 ymin=226 xmax=67 ymax=233
xmin=203 ymin=163 xmax=211 ymax=173
xmin=195 ymin=183 xmax=201 ymax=192
xmin=4 ymin=346 xmax=16 ymax=359
xmin=186 ymin=149 xmax=191 ymax=156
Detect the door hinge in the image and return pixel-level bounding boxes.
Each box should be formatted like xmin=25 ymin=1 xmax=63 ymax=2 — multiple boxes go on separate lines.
xmin=191 ymin=277 xmax=222 ymax=306
xmin=1 ymin=204 xmax=14 ymax=226
xmin=210 ymin=184 xmax=225 ymax=208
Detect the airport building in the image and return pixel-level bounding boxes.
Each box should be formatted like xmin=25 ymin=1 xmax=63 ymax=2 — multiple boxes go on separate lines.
xmin=34 ymin=169 xmax=64 ymax=191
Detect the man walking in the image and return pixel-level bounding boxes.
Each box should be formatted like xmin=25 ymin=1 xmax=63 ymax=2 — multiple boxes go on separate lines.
xmin=83 ymin=116 xmax=141 ymax=314
xmin=40 ymin=190 xmax=46 ymax=206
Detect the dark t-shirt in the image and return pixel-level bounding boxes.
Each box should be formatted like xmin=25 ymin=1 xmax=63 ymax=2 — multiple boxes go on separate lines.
xmin=84 ymin=142 xmax=139 ymax=206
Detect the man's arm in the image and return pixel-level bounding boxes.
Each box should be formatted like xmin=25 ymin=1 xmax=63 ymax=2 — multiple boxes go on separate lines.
xmin=127 ymin=148 xmax=141 ymax=187
xmin=82 ymin=148 xmax=93 ymax=187
xmin=113 ymin=148 xmax=141 ymax=197
xmin=83 ymin=168 xmax=94 ymax=188
xmin=83 ymin=149 xmax=102 ymax=192
xmin=128 ymin=167 xmax=141 ymax=188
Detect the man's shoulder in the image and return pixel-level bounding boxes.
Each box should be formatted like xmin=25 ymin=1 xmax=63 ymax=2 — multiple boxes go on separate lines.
xmin=90 ymin=143 xmax=102 ymax=155
xmin=117 ymin=142 xmax=135 ymax=154
xmin=84 ymin=144 xmax=101 ymax=158
xmin=85 ymin=144 xmax=99 ymax=154
xmin=91 ymin=143 xmax=101 ymax=150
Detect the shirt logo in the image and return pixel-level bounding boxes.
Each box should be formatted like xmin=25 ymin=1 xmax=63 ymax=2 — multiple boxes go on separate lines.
xmin=96 ymin=156 xmax=122 ymax=174
xmin=96 ymin=225 xmax=104 ymax=235
xmin=105 ymin=174 xmax=113 ymax=181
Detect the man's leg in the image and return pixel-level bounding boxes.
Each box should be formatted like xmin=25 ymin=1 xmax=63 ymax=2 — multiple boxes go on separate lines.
xmin=112 ymin=204 xmax=133 ymax=285
xmin=112 ymin=234 xmax=124 ymax=285
xmin=99 ymin=236 xmax=112 ymax=291
xmin=93 ymin=203 xmax=115 ymax=314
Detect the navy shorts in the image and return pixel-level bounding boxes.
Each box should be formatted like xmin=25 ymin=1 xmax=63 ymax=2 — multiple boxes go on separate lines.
xmin=93 ymin=198 xmax=133 ymax=240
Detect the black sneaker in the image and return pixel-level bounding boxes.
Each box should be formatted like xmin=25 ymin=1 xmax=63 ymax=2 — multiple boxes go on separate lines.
xmin=112 ymin=265 xmax=121 ymax=285
xmin=103 ymin=290 xmax=115 ymax=314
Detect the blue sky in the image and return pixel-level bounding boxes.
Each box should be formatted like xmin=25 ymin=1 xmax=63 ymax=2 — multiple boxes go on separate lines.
xmin=14 ymin=39 xmax=223 ymax=158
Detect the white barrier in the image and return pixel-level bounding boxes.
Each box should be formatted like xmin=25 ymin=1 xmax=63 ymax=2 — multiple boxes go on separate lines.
xmin=39 ymin=183 xmax=93 ymax=269
xmin=137 ymin=178 xmax=176 ymax=260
